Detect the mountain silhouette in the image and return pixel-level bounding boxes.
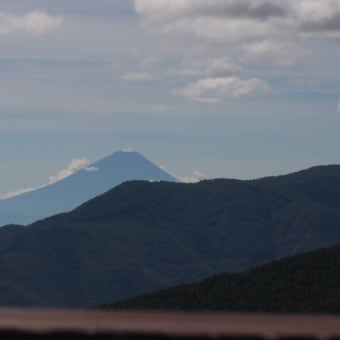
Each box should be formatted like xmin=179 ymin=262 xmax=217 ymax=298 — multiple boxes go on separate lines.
xmin=0 ymin=165 xmax=340 ymax=307
xmin=0 ymin=150 xmax=175 ymax=225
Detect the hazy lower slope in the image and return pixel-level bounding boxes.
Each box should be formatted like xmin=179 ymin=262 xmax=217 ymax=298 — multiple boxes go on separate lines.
xmin=0 ymin=151 xmax=175 ymax=226
xmin=108 ymin=245 xmax=340 ymax=314
xmin=0 ymin=165 xmax=340 ymax=307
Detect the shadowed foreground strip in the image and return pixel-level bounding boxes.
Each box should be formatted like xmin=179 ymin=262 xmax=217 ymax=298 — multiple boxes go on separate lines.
xmin=0 ymin=310 xmax=340 ymax=339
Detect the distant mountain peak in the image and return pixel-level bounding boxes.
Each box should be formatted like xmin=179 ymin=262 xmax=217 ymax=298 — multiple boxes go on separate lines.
xmin=0 ymin=150 xmax=176 ymax=226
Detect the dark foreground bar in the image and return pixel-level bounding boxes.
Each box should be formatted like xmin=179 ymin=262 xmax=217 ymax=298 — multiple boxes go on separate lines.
xmin=0 ymin=309 xmax=340 ymax=339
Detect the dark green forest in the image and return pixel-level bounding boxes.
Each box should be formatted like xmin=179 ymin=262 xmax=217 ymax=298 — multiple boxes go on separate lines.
xmin=108 ymin=245 xmax=340 ymax=313
xmin=0 ymin=165 xmax=340 ymax=307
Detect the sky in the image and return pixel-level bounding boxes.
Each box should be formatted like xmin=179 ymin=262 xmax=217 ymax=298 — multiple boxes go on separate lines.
xmin=1 ymin=0 xmax=340 ymax=195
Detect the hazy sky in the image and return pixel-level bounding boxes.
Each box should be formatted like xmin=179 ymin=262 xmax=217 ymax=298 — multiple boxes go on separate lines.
xmin=1 ymin=0 xmax=340 ymax=194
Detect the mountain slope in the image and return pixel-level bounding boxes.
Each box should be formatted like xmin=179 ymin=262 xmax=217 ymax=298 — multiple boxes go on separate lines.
xmin=108 ymin=245 xmax=340 ymax=314
xmin=0 ymin=165 xmax=340 ymax=306
xmin=0 ymin=151 xmax=175 ymax=226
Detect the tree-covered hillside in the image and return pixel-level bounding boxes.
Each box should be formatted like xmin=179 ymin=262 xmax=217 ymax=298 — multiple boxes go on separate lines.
xmin=0 ymin=165 xmax=340 ymax=307
xmin=108 ymin=245 xmax=340 ymax=314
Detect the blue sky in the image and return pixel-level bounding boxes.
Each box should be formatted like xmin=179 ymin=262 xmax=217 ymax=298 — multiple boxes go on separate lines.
xmin=1 ymin=0 xmax=340 ymax=195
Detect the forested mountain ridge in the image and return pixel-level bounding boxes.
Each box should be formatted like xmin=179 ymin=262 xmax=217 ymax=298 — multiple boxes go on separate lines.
xmin=108 ymin=245 xmax=340 ymax=314
xmin=0 ymin=165 xmax=340 ymax=307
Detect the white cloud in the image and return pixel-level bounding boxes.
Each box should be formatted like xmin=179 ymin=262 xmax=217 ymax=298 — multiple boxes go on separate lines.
xmin=122 ymin=146 xmax=135 ymax=152
xmin=120 ymin=72 xmax=154 ymax=81
xmin=135 ymin=0 xmax=340 ymax=64
xmin=0 ymin=186 xmax=42 ymax=199
xmin=242 ymin=41 xmax=306 ymax=66
xmin=173 ymin=57 xmax=243 ymax=77
xmin=0 ymin=10 xmax=63 ymax=36
xmin=134 ymin=1 xmax=287 ymax=21
xmin=0 ymin=158 xmax=90 ymax=199
xmin=296 ymin=0 xmax=340 ymax=35
xmin=337 ymin=101 xmax=340 ymax=112
xmin=158 ymin=164 xmax=167 ymax=171
xmin=134 ymin=1 xmax=289 ymax=43
xmin=179 ymin=170 xmax=207 ymax=183
xmin=48 ymin=158 xmax=89 ymax=184
xmin=176 ymin=76 xmax=271 ymax=102
xmin=163 ymin=17 xmax=279 ymax=44
xmin=135 ymin=0 xmax=340 ymax=35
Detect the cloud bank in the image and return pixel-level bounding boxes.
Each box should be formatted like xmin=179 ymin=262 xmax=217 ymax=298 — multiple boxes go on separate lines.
xmin=173 ymin=57 xmax=243 ymax=78
xmin=179 ymin=170 xmax=207 ymax=183
xmin=134 ymin=0 xmax=340 ymax=66
xmin=48 ymin=158 xmax=89 ymax=184
xmin=128 ymin=0 xmax=340 ymax=105
xmin=176 ymin=76 xmax=271 ymax=102
xmin=135 ymin=0 xmax=340 ymax=38
xmin=0 ymin=10 xmax=63 ymax=36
